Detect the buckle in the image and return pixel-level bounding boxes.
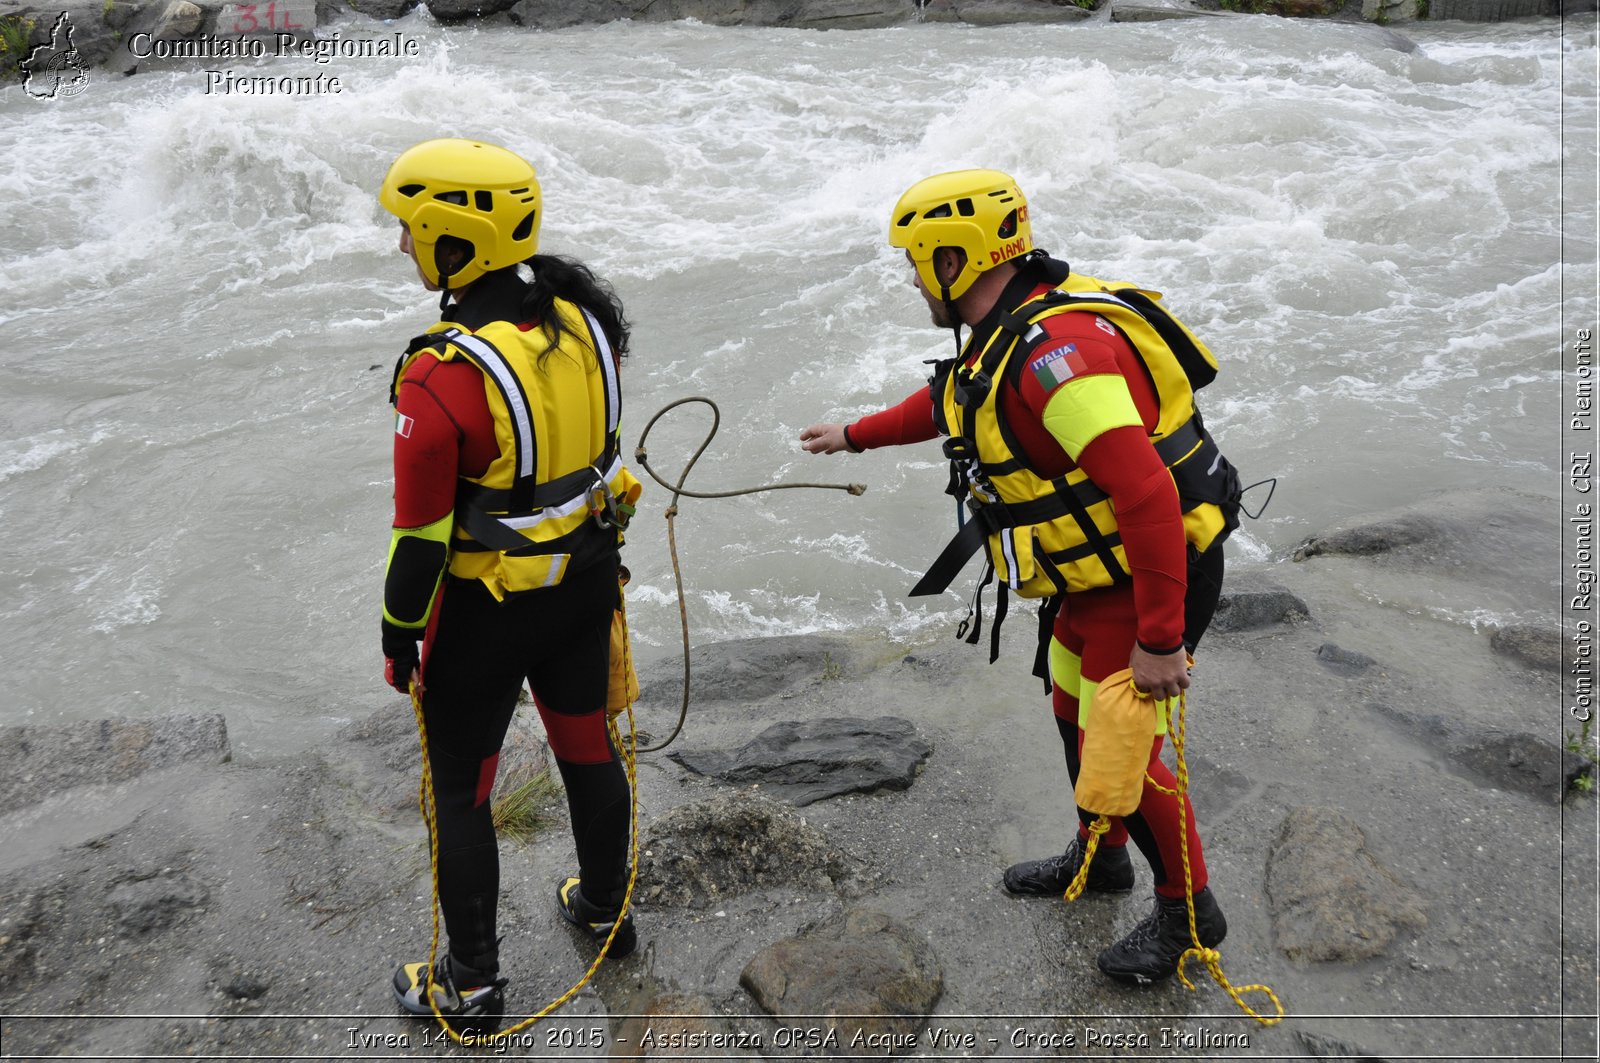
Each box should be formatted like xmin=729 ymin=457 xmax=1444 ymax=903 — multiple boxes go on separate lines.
xmin=952 ymin=368 xmax=991 ymax=408
xmin=587 ymin=467 xmax=631 ymax=531
xmin=942 ymin=436 xmax=978 ymax=461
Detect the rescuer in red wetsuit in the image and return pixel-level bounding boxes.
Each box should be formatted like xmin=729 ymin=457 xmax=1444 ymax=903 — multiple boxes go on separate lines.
xmin=801 ymin=170 xmax=1238 ymax=985
xmin=377 ymin=138 xmax=643 ymax=1034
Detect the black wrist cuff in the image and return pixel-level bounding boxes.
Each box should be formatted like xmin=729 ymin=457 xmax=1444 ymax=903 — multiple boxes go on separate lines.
xmin=1136 ymin=639 xmax=1185 ymax=656
xmin=842 ymin=424 xmax=863 ymax=454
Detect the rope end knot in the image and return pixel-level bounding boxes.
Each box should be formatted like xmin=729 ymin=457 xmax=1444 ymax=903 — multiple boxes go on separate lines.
xmin=847 ymin=483 xmax=867 ymax=496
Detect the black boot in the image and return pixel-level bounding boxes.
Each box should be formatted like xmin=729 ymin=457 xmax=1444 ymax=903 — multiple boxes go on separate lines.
xmin=557 ymin=877 xmax=637 ymax=958
xmin=1003 ymin=835 xmax=1136 ymax=896
xmin=1096 ymin=886 xmax=1227 ymax=985
xmin=392 ymin=951 xmax=506 ymax=1034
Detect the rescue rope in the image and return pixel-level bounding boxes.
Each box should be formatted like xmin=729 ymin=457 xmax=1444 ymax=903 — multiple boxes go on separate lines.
xmin=1146 ymin=687 xmax=1284 ymax=1026
xmin=407 ymin=670 xmax=642 ymax=1047
xmin=1054 ymin=673 xmax=1282 ymax=1024
xmin=631 ymin=396 xmax=866 ymax=753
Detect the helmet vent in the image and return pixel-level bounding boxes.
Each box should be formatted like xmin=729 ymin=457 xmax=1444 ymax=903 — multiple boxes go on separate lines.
xmin=997 ymin=209 xmax=1018 ymax=239
xmin=475 ymin=190 xmax=494 ymax=212
xmin=397 ymin=183 xmax=425 ymax=198
xmin=896 ymin=211 xmax=916 ymax=228
xmin=956 ymin=198 xmax=975 ymax=217
xmin=509 ymin=187 xmax=530 ymax=194
xmin=924 ymin=203 xmax=953 ymax=219
xmin=511 ymin=210 xmax=536 ymax=243
xmin=434 ymin=190 xmax=468 ymax=206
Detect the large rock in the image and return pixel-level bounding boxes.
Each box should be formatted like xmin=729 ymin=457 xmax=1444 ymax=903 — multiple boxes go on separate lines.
xmin=637 ymin=793 xmax=848 ymax=908
xmin=345 ymin=0 xmax=421 ymax=18
xmin=1265 ymin=807 xmax=1428 ymax=963
xmin=1488 ymin=624 xmax=1563 ymax=673
xmin=0 ymin=714 xmax=230 ymax=810
xmin=639 ymin=634 xmax=859 ymax=705
xmin=920 ymin=0 xmax=1097 ymax=23
xmin=669 ymin=716 xmax=933 ymax=805
xmin=1428 ymin=0 xmax=1554 ymax=15
xmin=1294 ymin=514 xmax=1443 ymax=561
xmin=740 ymin=907 xmax=943 ymax=1058
xmin=1210 ymin=586 xmax=1312 ymax=633
xmin=509 ymin=0 xmax=636 ymax=27
xmin=1110 ymin=0 xmax=1233 ymax=19
xmin=1369 ymin=702 xmax=1591 ymax=802
xmin=425 ymin=0 xmax=517 ymax=18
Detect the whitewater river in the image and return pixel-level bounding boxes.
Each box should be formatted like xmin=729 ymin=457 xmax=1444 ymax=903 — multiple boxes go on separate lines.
xmin=1 ymin=13 xmax=1593 ymax=754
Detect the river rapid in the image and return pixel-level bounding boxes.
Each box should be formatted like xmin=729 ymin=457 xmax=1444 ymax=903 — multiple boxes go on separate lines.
xmin=1 ymin=13 xmax=1593 ymax=754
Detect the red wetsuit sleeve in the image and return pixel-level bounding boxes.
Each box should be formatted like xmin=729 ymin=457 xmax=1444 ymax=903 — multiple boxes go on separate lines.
xmin=847 ymin=385 xmax=939 ymax=450
xmin=385 ymin=356 xmax=499 ymax=630
xmin=393 ymin=362 xmax=464 ymax=529
xmin=1074 ymin=426 xmax=1187 ymax=651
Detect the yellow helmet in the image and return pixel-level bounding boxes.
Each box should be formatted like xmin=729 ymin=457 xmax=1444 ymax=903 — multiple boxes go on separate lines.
xmin=887 ymin=169 xmax=1032 ymax=301
xmin=379 ymin=138 xmax=541 ymax=289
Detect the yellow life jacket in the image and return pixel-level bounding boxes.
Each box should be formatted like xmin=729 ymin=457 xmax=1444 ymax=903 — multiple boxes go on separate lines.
xmin=913 ymin=273 xmax=1240 ymax=604
xmin=394 ymin=298 xmax=642 ymax=599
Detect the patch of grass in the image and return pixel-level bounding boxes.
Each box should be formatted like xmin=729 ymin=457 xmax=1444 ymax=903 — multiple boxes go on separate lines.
xmin=1567 ymin=716 xmax=1598 ymax=796
xmin=0 ymin=15 xmax=35 ymax=59
xmin=821 ymin=652 xmax=843 ymax=681
xmin=491 ymin=768 xmax=561 ymax=844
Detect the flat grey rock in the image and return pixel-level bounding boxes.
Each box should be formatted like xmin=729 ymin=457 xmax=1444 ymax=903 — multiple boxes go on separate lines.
xmin=669 ymin=716 xmax=932 ymax=805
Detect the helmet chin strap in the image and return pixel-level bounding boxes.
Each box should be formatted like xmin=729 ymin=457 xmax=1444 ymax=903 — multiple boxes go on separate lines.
xmin=940 ymin=282 xmax=963 ymax=359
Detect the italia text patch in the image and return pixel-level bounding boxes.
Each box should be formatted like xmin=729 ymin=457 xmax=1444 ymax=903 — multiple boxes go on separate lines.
xmin=395 ymin=413 xmax=414 ymax=438
xmin=1030 ymin=344 xmax=1088 ymax=391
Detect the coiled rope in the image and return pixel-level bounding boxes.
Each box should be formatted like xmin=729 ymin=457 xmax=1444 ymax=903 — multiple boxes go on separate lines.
xmin=630 ymin=396 xmax=866 ymax=752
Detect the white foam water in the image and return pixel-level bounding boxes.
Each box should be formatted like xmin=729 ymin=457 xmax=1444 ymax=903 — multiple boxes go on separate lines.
xmin=0 ymin=15 xmax=1590 ymax=752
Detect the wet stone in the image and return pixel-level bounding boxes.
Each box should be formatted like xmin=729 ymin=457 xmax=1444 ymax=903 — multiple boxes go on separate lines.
xmin=1315 ymin=642 xmax=1378 ymax=674
xmin=1210 ymin=587 xmax=1311 ymax=633
xmin=1488 ymin=624 xmax=1563 ymax=673
xmin=669 ymin=716 xmax=932 ymax=805
xmin=1265 ymin=807 xmax=1428 ymax=963
xmin=1368 ymin=703 xmax=1589 ymax=802
xmin=1293 ymin=514 xmax=1443 ymax=561
xmin=740 ymin=907 xmax=943 ymax=1058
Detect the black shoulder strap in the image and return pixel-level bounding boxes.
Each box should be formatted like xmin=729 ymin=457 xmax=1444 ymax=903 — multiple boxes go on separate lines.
xmin=1099 ymin=287 xmax=1218 ymax=391
xmin=390 ymin=327 xmax=465 ymax=406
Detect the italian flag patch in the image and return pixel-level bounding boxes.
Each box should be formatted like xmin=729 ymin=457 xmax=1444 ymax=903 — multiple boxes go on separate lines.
xmin=1029 ymin=344 xmax=1088 ymax=391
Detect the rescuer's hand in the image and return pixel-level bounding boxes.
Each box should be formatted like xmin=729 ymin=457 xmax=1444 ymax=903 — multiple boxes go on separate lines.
xmin=381 ymin=619 xmax=421 ymax=696
xmin=800 ymin=423 xmax=854 ymax=455
xmin=1129 ymin=643 xmax=1190 ymax=702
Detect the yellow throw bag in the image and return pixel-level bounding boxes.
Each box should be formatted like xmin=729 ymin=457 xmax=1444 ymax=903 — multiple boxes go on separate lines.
xmin=1074 ymin=667 xmax=1157 ymax=817
xmin=606 ymin=565 xmax=639 ymax=718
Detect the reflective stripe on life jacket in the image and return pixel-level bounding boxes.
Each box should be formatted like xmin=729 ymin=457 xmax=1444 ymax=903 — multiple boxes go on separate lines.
xmin=914 ymin=273 xmax=1240 ymax=601
xmin=394 ymin=298 xmax=642 ymax=598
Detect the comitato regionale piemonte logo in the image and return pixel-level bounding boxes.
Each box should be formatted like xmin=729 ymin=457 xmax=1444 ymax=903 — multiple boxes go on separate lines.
xmin=20 ymin=11 xmax=90 ymax=100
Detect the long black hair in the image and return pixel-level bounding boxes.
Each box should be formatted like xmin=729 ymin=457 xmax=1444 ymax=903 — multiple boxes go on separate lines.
xmin=519 ymin=254 xmax=631 ymax=364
